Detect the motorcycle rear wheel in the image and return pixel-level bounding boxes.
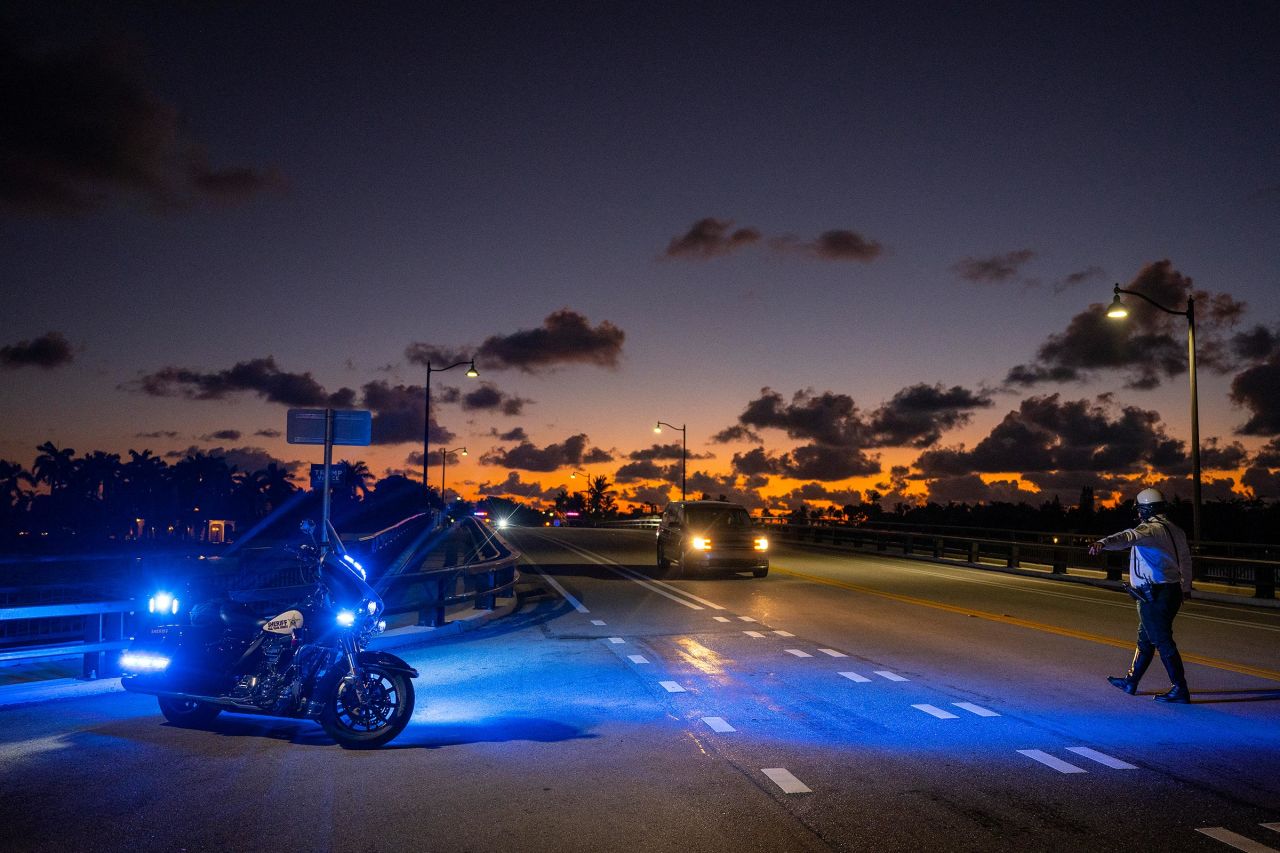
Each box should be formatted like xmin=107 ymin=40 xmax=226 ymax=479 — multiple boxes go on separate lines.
xmin=158 ymin=696 xmax=222 ymax=727
xmin=320 ymin=665 xmax=415 ymax=749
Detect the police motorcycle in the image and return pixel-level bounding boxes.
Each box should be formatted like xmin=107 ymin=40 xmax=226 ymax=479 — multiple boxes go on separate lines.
xmin=121 ymin=520 xmax=417 ymax=749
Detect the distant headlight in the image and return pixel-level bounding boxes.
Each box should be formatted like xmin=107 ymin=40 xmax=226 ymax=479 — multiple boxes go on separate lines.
xmin=336 ymin=610 xmax=356 ymax=627
xmin=121 ymin=652 xmax=170 ymax=672
xmin=148 ymin=592 xmax=180 ymax=615
xmin=692 ymin=537 xmax=711 ymax=550
xmin=497 ymin=518 xmax=509 ymax=529
xmin=754 ymin=537 xmax=769 ymax=551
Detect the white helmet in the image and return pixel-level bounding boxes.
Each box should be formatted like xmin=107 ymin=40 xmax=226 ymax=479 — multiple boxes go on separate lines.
xmin=1136 ymin=488 xmax=1165 ymax=506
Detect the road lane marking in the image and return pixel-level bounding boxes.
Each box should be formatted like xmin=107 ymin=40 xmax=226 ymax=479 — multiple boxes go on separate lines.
xmin=1263 ymin=824 xmax=1280 ymax=834
xmin=702 ymin=716 xmax=736 ymax=732
xmin=615 ymin=569 xmax=728 ymax=610
xmin=744 ymin=630 xmax=765 ymax=638
xmin=659 ymin=681 xmax=686 ymax=693
xmin=1018 ymin=750 xmax=1087 ymax=773
xmin=542 ymin=536 xmax=727 ymax=611
xmin=530 ymin=567 xmax=589 ymax=613
xmin=628 ymin=655 xmax=649 ymax=664
xmin=608 ymin=637 xmax=625 ymax=644
xmin=773 ymin=630 xmax=795 ymax=637
xmin=874 ymin=670 xmax=908 ymax=681
xmin=913 ymin=704 xmax=959 ymax=719
xmin=1196 ymin=828 xmax=1280 ymax=852
xmin=590 ymin=619 xmax=606 ymax=626
xmin=785 ymin=649 xmax=813 ymax=658
xmin=953 ymin=702 xmax=1000 ymax=717
xmin=1065 ymin=747 xmax=1136 ymax=769
xmin=818 ymin=648 xmax=846 ymax=657
xmin=606 ymin=568 xmax=704 ymax=610
xmin=839 ymin=671 xmax=871 ymax=682
xmin=738 ymin=616 xmax=757 ymax=622
xmin=772 ymin=565 xmax=1280 ymax=683
xmin=761 ymin=768 xmax=812 ymax=794
xmin=713 ymin=616 xmax=731 ymax=622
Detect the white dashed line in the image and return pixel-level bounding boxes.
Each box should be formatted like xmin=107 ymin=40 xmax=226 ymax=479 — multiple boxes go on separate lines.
xmin=608 ymin=637 xmax=625 ymax=644
xmin=590 ymin=619 xmax=606 ymax=626
xmin=761 ymin=768 xmax=812 ymax=794
xmin=531 ymin=567 xmax=589 ymax=613
xmin=839 ymin=671 xmax=871 ymax=683
xmin=773 ymin=630 xmax=794 ymax=637
xmin=1263 ymin=824 xmax=1280 ymax=834
xmin=953 ymin=702 xmax=1000 ymax=717
xmin=874 ymin=670 xmax=908 ymax=681
xmin=713 ymin=616 xmax=731 ymax=623
xmin=1065 ymin=747 xmax=1136 ymax=769
xmin=659 ymin=681 xmax=686 ymax=693
xmin=1018 ymin=749 xmax=1086 ymax=773
xmin=818 ymin=649 xmax=846 ymax=657
xmin=1195 ymin=828 xmax=1280 ymax=852
xmin=913 ymin=703 xmax=959 ymax=719
xmin=702 ymin=716 xmax=736 ymax=733
xmin=744 ymin=630 xmax=765 ymax=638
xmin=628 ymin=655 xmax=649 ymax=665
xmin=784 ymin=649 xmax=813 ymax=658
xmin=738 ymin=616 xmax=757 ymax=622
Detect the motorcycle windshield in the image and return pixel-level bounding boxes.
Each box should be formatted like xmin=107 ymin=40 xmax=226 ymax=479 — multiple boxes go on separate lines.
xmin=321 ymin=552 xmax=383 ymax=612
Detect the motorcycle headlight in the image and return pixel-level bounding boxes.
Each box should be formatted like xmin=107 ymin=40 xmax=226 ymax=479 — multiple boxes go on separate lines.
xmin=121 ymin=652 xmax=170 ymax=672
xmin=336 ymin=610 xmax=356 ymax=627
xmin=148 ymin=592 xmax=180 ymax=616
xmin=365 ymin=600 xmax=377 ymax=616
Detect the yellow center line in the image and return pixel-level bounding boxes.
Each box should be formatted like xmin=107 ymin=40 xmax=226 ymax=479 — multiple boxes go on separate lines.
xmin=774 ymin=565 xmax=1280 ymax=684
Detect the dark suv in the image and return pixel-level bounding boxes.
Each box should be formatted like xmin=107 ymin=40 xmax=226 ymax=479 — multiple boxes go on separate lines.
xmin=656 ymin=500 xmax=768 ymax=577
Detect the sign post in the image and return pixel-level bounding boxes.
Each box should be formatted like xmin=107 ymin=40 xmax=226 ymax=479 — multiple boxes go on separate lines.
xmin=288 ymin=408 xmax=372 ymax=553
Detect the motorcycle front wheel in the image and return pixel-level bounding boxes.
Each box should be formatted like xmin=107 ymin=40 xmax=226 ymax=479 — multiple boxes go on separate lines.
xmin=320 ymin=665 xmax=415 ymax=749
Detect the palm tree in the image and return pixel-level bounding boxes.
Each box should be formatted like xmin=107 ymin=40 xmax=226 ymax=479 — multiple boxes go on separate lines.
xmin=338 ymin=459 xmax=373 ymax=502
xmin=33 ymin=442 xmax=75 ymax=493
xmin=586 ymin=475 xmax=617 ymax=520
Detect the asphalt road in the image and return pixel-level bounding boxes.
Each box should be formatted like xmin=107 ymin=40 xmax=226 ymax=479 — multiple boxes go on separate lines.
xmin=2 ymin=527 xmax=1278 ymax=853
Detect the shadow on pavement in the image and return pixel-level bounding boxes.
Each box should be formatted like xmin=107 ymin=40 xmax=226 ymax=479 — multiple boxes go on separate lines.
xmin=392 ymin=716 xmax=596 ymax=749
xmin=1185 ymin=689 xmax=1280 ymax=704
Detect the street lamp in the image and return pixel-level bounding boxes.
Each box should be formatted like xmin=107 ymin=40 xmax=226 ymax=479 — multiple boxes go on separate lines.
xmin=654 ymin=421 xmax=687 ymax=501
xmin=441 ymin=447 xmax=467 ymax=503
xmin=423 ymin=358 xmax=478 ymax=497
xmin=1105 ymin=283 xmax=1202 ymax=542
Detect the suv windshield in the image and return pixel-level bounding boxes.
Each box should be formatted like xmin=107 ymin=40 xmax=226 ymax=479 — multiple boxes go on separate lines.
xmin=685 ymin=507 xmax=752 ymax=529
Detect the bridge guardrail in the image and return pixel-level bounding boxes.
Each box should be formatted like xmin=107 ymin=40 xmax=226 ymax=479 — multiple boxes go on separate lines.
xmin=0 ymin=598 xmax=134 ymax=678
xmin=768 ymin=523 xmax=1278 ymax=600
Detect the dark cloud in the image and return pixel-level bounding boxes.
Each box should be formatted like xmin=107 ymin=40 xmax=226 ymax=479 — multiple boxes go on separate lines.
xmin=1053 ymin=265 xmax=1107 ymax=293
xmin=1229 ymin=325 xmax=1280 ymax=436
xmin=773 ymin=230 xmax=884 ymax=262
xmin=1006 ymin=261 xmax=1246 ymax=390
xmin=255 ymin=428 xmax=282 ymax=438
xmin=476 ymin=310 xmax=625 ymax=372
xmin=731 ymin=447 xmax=780 ymax=477
xmin=129 ymin=357 xmax=356 ymax=408
xmin=1254 ymin=438 xmax=1280 ymax=469
xmin=739 ymin=388 xmax=867 ymax=447
xmin=461 ymin=382 xmax=531 ymax=416
xmin=628 ymin=443 xmax=713 ymax=461
xmin=664 ymin=217 xmax=761 ymax=259
xmin=403 ymin=344 xmax=474 ymax=369
xmin=952 ymin=250 xmax=1035 ymax=283
xmin=710 ymin=424 xmax=762 ymax=444
xmin=360 ymin=380 xmax=453 ymax=446
xmin=620 ymin=484 xmax=674 ymax=507
xmin=684 ymin=471 xmax=767 ymax=509
xmin=779 ymin=444 xmax=881 ymax=480
xmin=1242 ymin=466 xmax=1280 ymax=500
xmin=135 ymin=430 xmax=178 ymax=439
xmin=479 ymin=433 xmax=606 ymax=472
xmin=583 ymin=447 xmax=614 ymax=464
xmin=778 ymin=483 xmax=863 ymax=509
xmin=614 ymin=459 xmax=680 ymax=484
xmin=488 ymin=426 xmax=529 ymax=442
xmin=867 ymin=384 xmax=993 ymax=448
xmin=200 ymin=429 xmax=242 ymax=442
xmin=926 ymin=475 xmax=1035 ymax=505
xmin=0 ymin=331 xmax=74 ymax=369
xmin=478 ymin=472 xmax=557 ymax=500
xmin=435 ymin=386 xmax=462 ymax=405
xmin=406 ymin=448 xmax=467 ymax=468
xmin=0 ymin=38 xmax=280 ymax=216
xmin=164 ymin=445 xmax=302 ymax=476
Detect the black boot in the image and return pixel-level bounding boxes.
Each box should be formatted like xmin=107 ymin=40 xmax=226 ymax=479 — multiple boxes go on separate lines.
xmin=1108 ymin=647 xmax=1153 ymax=695
xmin=1153 ymin=652 xmax=1190 ymax=704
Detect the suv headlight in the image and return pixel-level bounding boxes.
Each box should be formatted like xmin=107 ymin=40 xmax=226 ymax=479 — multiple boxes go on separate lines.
xmin=754 ymin=537 xmax=769 ymax=551
xmin=692 ymin=536 xmax=711 ymax=550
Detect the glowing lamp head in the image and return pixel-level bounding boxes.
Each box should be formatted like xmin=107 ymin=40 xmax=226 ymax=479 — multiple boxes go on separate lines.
xmin=653 ymin=423 xmax=662 ymax=434
xmin=465 ymin=361 xmax=479 ymax=378
xmin=148 ymin=592 xmax=179 ymax=615
xmin=336 ymin=610 xmax=356 ymax=627
xmin=1106 ymin=292 xmax=1128 ymax=319
xmin=120 ymin=652 xmax=170 ymax=672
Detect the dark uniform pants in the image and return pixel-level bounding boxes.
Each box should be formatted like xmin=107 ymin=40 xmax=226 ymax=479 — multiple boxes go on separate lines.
xmin=1131 ymin=582 xmax=1186 ymax=687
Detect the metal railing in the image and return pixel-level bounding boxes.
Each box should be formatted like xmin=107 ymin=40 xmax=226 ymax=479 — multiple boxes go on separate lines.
xmin=768 ymin=523 xmax=1278 ymax=600
xmin=598 ymin=517 xmax=660 ymax=530
xmin=0 ymin=596 xmax=134 ymax=678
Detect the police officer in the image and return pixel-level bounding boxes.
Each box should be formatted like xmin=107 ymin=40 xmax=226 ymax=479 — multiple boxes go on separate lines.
xmin=1088 ymin=488 xmax=1193 ymax=704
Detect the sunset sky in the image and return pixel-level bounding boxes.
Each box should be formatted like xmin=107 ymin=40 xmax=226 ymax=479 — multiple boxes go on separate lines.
xmin=2 ymin=2 xmax=1278 ymax=511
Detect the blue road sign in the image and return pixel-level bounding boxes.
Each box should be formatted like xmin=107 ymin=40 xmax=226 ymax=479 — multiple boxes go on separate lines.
xmin=287 ymin=409 xmax=372 ymax=446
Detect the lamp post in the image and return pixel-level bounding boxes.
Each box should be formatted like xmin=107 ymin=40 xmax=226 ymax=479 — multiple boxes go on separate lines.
xmin=441 ymin=447 xmax=467 ymax=503
xmin=654 ymin=421 xmax=687 ymax=501
xmin=1105 ymin=283 xmax=1202 ymax=543
xmin=423 ymin=358 xmax=478 ymax=498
